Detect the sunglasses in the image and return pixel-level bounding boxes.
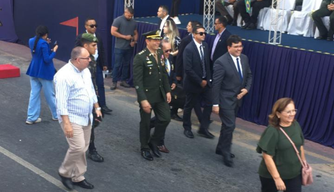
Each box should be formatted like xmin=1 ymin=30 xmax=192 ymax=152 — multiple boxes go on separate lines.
xmin=164 ymin=49 xmax=172 ymax=53
xmin=196 ymin=32 xmax=207 ymax=36
xmin=88 ymin=24 xmax=97 ymax=28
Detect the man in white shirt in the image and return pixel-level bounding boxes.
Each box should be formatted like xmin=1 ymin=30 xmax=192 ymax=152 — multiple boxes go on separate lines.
xmin=54 ymin=47 xmax=102 ymax=190
xmin=157 ymin=5 xmax=175 ymax=36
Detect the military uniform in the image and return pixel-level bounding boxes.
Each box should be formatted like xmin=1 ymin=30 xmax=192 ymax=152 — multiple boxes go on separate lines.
xmin=312 ymin=0 xmax=334 ymax=40
xmin=133 ymin=47 xmax=171 ymax=150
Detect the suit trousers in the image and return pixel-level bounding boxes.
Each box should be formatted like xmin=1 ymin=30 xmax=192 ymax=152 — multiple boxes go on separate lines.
xmin=260 ymin=175 xmax=302 ymax=192
xmin=183 ymin=86 xmax=212 ymax=131
xmin=96 ymin=65 xmax=106 ymax=107
xmin=140 ymin=101 xmax=171 ymax=150
xmin=312 ymin=4 xmax=334 ymax=38
xmin=59 ymin=122 xmax=91 ymax=182
xmin=216 ymin=106 xmax=239 ymax=156
xmin=237 ymin=0 xmax=270 ymax=24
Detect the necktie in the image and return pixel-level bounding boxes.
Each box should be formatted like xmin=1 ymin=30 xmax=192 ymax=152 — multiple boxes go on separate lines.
xmin=200 ymin=45 xmax=206 ymax=78
xmin=236 ymin=58 xmax=243 ymax=82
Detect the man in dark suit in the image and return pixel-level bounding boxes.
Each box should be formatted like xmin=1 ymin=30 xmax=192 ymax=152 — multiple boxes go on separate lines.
xmin=212 ymin=35 xmax=252 ymax=167
xmin=211 ymin=16 xmax=231 ymax=65
xmin=133 ymin=30 xmax=171 ymax=161
xmin=312 ymin=0 xmax=334 ymax=41
xmin=84 ymin=18 xmax=112 ymax=115
xmin=182 ymin=26 xmax=214 ymax=139
xmin=157 ymin=5 xmax=175 ymax=37
xmin=236 ymin=0 xmax=271 ymax=29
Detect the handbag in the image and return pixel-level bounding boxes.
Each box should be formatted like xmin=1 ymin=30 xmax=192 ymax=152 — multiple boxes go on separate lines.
xmin=280 ymin=127 xmax=313 ymax=186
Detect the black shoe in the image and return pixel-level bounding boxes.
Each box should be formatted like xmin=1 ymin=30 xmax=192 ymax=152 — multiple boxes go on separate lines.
xmin=246 ymin=23 xmax=256 ymax=30
xmin=58 ymin=172 xmax=74 ymax=190
xmin=215 ymin=150 xmax=235 ymax=158
xmin=171 ymin=114 xmax=183 ymax=121
xmin=101 ymin=106 xmax=112 ymax=113
xmin=197 ymin=129 xmax=214 ymax=139
xmin=327 ymin=37 xmax=333 ymax=41
xmin=223 ymin=154 xmax=234 ymax=167
xmin=231 ymin=20 xmax=237 ymax=26
xmin=88 ymin=151 xmax=104 ymax=162
xmin=241 ymin=22 xmax=250 ymax=29
xmin=110 ymin=82 xmax=117 ymax=90
xmin=120 ymin=81 xmax=131 ymax=88
xmin=184 ymin=130 xmax=194 ymax=138
xmin=315 ymin=36 xmax=326 ymax=40
xmin=141 ymin=149 xmax=153 ymax=161
xmin=148 ymin=142 xmax=161 ymax=157
xmin=73 ymin=179 xmax=94 ymax=189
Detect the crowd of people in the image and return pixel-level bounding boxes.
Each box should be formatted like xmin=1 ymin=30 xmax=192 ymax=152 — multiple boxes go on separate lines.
xmin=24 ymin=2 xmax=314 ymax=191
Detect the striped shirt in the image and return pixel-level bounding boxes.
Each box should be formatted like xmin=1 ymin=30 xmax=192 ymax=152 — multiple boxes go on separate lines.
xmin=54 ymin=60 xmax=98 ymax=126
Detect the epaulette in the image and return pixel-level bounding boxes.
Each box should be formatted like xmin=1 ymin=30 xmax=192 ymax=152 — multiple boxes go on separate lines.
xmin=138 ymin=49 xmax=146 ymax=55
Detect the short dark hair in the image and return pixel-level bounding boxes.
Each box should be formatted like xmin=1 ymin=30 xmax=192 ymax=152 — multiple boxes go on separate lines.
xmin=190 ymin=21 xmax=202 ymax=30
xmin=192 ymin=25 xmax=205 ymax=34
xmin=159 ymin=5 xmax=169 ymax=14
xmin=85 ymin=18 xmax=96 ymax=24
xmin=217 ymin=16 xmax=227 ymax=27
xmin=125 ymin=6 xmax=134 ymax=15
xmin=227 ymin=35 xmax=242 ymax=47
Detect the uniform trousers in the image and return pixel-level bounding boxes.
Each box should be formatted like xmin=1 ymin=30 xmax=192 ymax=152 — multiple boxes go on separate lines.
xmin=59 ymin=122 xmax=91 ymax=182
xmin=237 ymin=0 xmax=270 ymax=24
xmin=140 ymin=101 xmax=171 ymax=150
xmin=96 ymin=65 xmax=106 ymax=107
xmin=260 ymin=175 xmax=302 ymax=192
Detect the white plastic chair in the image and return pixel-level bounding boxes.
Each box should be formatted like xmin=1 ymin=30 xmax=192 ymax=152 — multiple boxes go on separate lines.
xmin=287 ymin=0 xmax=323 ymax=37
xmin=262 ymin=0 xmax=296 ymax=32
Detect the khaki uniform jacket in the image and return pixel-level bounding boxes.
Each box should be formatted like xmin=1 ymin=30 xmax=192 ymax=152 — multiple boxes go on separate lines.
xmin=133 ymin=48 xmax=171 ymax=104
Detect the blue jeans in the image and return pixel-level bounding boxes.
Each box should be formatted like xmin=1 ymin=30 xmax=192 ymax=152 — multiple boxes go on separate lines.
xmin=96 ymin=65 xmax=106 ymax=107
xmin=113 ymin=48 xmax=133 ymax=83
xmin=27 ymin=77 xmax=57 ymax=121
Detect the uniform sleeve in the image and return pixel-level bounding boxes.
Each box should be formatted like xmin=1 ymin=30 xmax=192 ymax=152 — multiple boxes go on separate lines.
xmin=256 ymin=126 xmax=279 ymax=156
xmin=133 ymin=54 xmax=147 ymax=102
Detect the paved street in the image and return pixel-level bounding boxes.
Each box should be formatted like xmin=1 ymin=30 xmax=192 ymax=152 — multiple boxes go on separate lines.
xmin=0 ymin=41 xmax=333 ymax=192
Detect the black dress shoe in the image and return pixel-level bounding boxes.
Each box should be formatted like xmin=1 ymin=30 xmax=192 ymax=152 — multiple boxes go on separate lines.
xmin=223 ymin=155 xmax=234 ymax=167
xmin=246 ymin=23 xmax=256 ymax=30
xmin=241 ymin=23 xmax=250 ymax=29
xmin=171 ymin=114 xmax=183 ymax=121
xmin=148 ymin=142 xmax=161 ymax=157
xmin=231 ymin=20 xmax=237 ymax=26
xmin=315 ymin=36 xmax=326 ymax=40
xmin=184 ymin=130 xmax=194 ymax=138
xmin=215 ymin=150 xmax=235 ymax=158
xmin=327 ymin=37 xmax=333 ymax=41
xmin=88 ymin=151 xmax=104 ymax=162
xmin=58 ymin=172 xmax=74 ymax=190
xmin=102 ymin=106 xmax=112 ymax=113
xmin=197 ymin=129 xmax=214 ymax=139
xmin=73 ymin=179 xmax=94 ymax=189
xmin=141 ymin=150 xmax=153 ymax=161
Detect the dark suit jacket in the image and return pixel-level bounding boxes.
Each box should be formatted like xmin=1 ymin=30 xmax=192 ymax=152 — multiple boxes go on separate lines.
xmin=158 ymin=16 xmax=175 ymax=37
xmin=183 ymin=40 xmax=211 ymax=93
xmin=212 ymin=52 xmax=252 ymax=109
xmin=165 ymin=56 xmax=177 ymax=86
xmin=133 ymin=48 xmax=171 ymax=104
xmin=176 ymin=34 xmax=192 ymax=78
xmin=211 ymin=29 xmax=231 ymax=63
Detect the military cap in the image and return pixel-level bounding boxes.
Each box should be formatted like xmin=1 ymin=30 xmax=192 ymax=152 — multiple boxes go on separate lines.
xmin=81 ymin=33 xmax=98 ymax=42
xmin=142 ymin=30 xmax=162 ymax=40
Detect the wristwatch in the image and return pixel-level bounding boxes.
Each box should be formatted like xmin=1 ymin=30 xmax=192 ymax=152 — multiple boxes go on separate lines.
xmin=95 ymin=107 xmax=101 ymax=111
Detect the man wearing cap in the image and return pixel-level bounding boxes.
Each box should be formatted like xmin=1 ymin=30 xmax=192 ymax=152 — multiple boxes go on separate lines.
xmin=110 ymin=6 xmax=138 ymax=90
xmin=75 ymin=33 xmax=105 ymax=163
xmin=133 ymin=30 xmax=171 ymax=161
xmin=84 ymin=18 xmax=112 ymax=115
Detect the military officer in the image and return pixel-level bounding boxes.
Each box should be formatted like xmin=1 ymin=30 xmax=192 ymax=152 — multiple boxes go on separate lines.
xmin=133 ymin=30 xmax=171 ymax=161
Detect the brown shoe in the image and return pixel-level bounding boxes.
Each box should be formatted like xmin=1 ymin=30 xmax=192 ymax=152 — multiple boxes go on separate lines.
xmin=157 ymin=145 xmax=170 ymax=153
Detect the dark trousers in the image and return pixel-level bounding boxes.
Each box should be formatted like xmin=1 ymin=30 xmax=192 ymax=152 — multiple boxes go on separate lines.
xmin=215 ymin=0 xmax=239 ymax=21
xmin=260 ymin=175 xmax=302 ymax=192
xmin=183 ymin=87 xmax=212 ymax=131
xmin=216 ymin=106 xmax=239 ymax=156
xmin=113 ymin=48 xmax=133 ymax=83
xmin=312 ymin=4 xmax=334 ymax=38
xmin=140 ymin=101 xmax=171 ymax=150
xmin=88 ymin=126 xmax=97 ymax=152
xmin=171 ymin=0 xmax=181 ymax=17
xmin=237 ymin=0 xmax=270 ymax=24
xmin=96 ymin=65 xmax=106 ymax=107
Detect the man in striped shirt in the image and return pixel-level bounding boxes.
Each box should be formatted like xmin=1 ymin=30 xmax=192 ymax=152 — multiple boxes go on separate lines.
xmin=54 ymin=47 xmax=102 ymax=190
